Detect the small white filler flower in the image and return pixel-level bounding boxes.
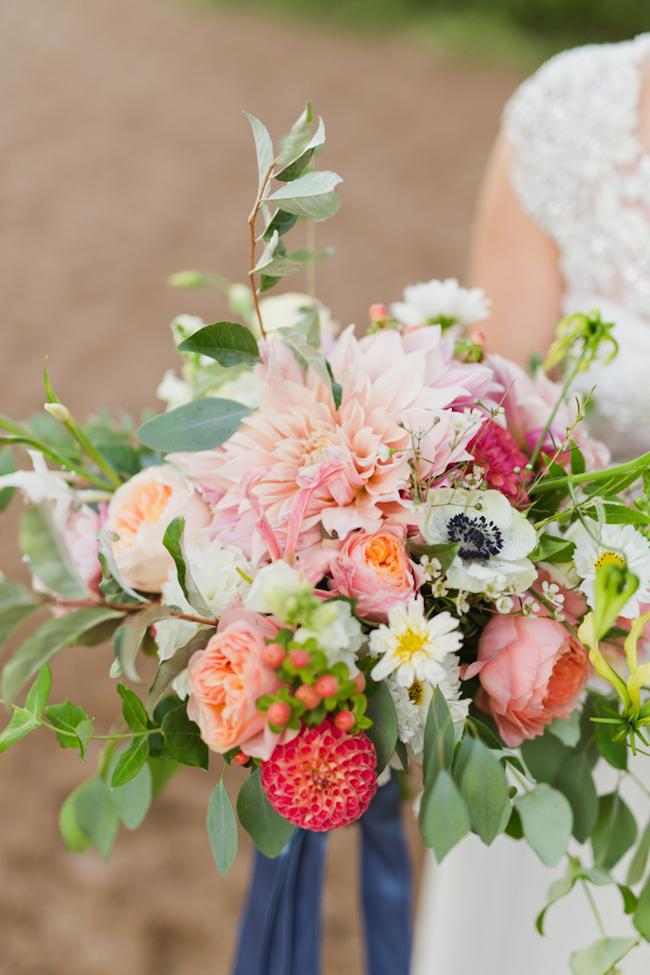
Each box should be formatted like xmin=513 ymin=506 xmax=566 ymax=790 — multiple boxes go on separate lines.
xmin=421 ymin=488 xmax=537 ymax=595
xmin=369 ymin=596 xmax=463 ymax=688
xmin=390 ymin=278 xmax=490 ymax=329
xmin=572 ymin=521 xmax=650 ymax=619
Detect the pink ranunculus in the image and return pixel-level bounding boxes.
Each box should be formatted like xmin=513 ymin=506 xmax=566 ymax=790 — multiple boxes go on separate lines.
xmin=62 ymin=501 xmax=107 ymax=593
xmin=464 ymin=615 xmax=590 ymax=746
xmin=187 ymin=621 xmax=297 ymax=760
xmin=105 ymin=464 xmax=210 ymax=592
xmin=328 ymin=525 xmax=424 ymax=622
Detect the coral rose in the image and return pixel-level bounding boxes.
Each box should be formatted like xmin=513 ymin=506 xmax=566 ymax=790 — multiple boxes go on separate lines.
xmin=464 ymin=615 xmax=590 ymax=746
xmin=105 ymin=463 xmax=210 ymax=592
xmin=187 ymin=621 xmax=296 ymax=760
xmin=328 ymin=525 xmax=424 ymax=621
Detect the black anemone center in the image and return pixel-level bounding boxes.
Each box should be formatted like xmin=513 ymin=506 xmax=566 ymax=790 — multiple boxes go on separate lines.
xmin=447 ymin=513 xmax=503 ymax=562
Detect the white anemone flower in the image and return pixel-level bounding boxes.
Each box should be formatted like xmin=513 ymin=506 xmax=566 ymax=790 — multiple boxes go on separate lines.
xmin=390 ymin=278 xmax=490 ymax=329
xmin=571 ymin=521 xmax=650 ymax=619
xmin=369 ymin=596 xmax=463 ymax=687
xmin=421 ymin=488 xmax=537 ymax=595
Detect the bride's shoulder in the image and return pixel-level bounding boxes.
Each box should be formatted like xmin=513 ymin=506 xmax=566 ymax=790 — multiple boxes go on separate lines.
xmin=505 ymin=33 xmax=650 ymax=155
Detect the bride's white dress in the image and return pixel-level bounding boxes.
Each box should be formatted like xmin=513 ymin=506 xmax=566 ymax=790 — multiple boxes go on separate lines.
xmin=413 ymin=34 xmax=650 ymax=975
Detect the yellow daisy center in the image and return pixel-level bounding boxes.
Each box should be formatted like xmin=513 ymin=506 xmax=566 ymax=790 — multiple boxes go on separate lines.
xmin=395 ymin=626 xmax=426 ymax=661
xmin=595 ymin=551 xmax=625 ymax=573
xmin=408 ymin=680 xmax=424 ymax=705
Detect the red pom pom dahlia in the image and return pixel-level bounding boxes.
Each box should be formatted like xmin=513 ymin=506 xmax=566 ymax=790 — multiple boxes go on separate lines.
xmin=261 ymin=719 xmax=378 ymax=831
xmin=467 ymin=421 xmax=531 ymax=505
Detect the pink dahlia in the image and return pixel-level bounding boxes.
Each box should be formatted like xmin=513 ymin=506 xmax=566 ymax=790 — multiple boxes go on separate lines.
xmin=260 ymin=718 xmax=378 ymax=831
xmin=467 ymin=421 xmax=531 ymax=506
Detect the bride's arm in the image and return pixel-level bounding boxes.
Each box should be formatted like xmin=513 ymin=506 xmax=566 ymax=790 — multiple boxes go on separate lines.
xmin=468 ymin=129 xmax=564 ymax=368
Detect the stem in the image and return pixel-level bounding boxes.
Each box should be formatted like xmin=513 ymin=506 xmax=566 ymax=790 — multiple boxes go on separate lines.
xmin=530 ymin=451 xmax=650 ymax=494
xmin=509 ymin=764 xmax=532 ymax=794
xmin=581 ymin=879 xmax=606 ymax=939
xmin=529 ymin=349 xmax=588 ymax=469
xmin=63 ymin=419 xmax=122 ymax=488
xmin=627 ymin=769 xmax=650 ymax=799
xmin=306 ymin=219 xmax=316 ymax=300
xmin=248 ymin=163 xmax=276 ymax=339
xmin=101 ymin=599 xmax=216 ymax=629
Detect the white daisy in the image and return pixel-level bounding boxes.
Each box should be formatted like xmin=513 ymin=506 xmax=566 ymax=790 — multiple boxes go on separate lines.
xmin=571 ymin=521 xmax=650 ymax=619
xmin=387 ymin=654 xmax=469 ymax=758
xmin=420 ymin=488 xmax=537 ymax=595
xmin=369 ymin=596 xmax=463 ymax=687
xmin=390 ymin=278 xmax=490 ymax=329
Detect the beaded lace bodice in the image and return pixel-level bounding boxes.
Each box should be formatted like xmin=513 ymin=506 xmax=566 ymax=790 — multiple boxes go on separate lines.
xmin=505 ymin=33 xmax=650 ymax=315
xmin=504 ymin=35 xmax=650 ymax=458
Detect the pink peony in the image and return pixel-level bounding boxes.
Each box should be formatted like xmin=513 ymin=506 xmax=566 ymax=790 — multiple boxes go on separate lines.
xmin=105 ymin=464 xmax=210 ymax=592
xmin=261 ymin=718 xmax=377 ymax=830
xmin=187 ymin=620 xmax=297 ymax=760
xmin=487 ymin=354 xmax=609 ymax=471
xmin=464 ymin=615 xmax=590 ymax=746
xmin=328 ymin=524 xmax=424 ymax=622
xmin=169 ymin=328 xmax=478 ymax=562
xmin=467 ymin=421 xmax=532 ymax=506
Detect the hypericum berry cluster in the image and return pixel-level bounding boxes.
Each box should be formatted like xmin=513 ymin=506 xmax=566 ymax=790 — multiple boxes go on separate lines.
xmin=256 ymin=629 xmax=371 ymax=734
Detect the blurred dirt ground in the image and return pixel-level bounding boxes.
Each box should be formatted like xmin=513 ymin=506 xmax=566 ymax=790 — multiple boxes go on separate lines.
xmin=0 ymin=1 xmax=522 ymax=972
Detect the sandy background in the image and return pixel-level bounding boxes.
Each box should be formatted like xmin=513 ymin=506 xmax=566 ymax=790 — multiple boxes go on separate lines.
xmin=0 ymin=1 xmax=522 ymax=972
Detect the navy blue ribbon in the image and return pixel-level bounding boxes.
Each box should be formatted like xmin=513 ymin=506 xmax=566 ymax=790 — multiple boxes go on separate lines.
xmin=231 ymin=776 xmax=411 ymax=975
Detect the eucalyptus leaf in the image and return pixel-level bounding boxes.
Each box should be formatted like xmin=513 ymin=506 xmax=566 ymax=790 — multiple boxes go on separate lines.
xmin=245 ymin=113 xmax=275 ymax=196
xmin=148 ymin=756 xmax=181 ymax=799
xmin=110 ymin=736 xmax=150 ymax=788
xmin=274 ymin=102 xmax=313 ymax=171
xmin=147 ymin=627 xmax=213 ymax=719
xmin=262 ymin=208 xmax=299 ymax=241
xmin=592 ymin=792 xmax=637 ymax=870
xmin=593 ymin=699 xmax=627 ymax=770
xmin=265 ymin=171 xmax=342 ymax=222
xmin=254 ymin=231 xmax=302 ymax=278
xmin=364 ymin=682 xmax=398 ymax=773
xmin=634 ymin=869 xmax=650 ymax=941
xmin=0 ymin=578 xmax=35 ymax=613
xmin=20 ymin=503 xmax=89 ymax=600
xmin=108 ymin=752 xmax=152 ymax=830
xmin=178 ymin=322 xmax=260 ymax=367
xmin=2 ymin=606 xmax=124 ymax=703
xmin=74 ymin=776 xmax=120 ymax=861
xmin=137 ymin=398 xmax=251 ymax=453
xmin=554 ymin=753 xmax=599 ymax=844
xmin=207 ymin=779 xmax=238 ymax=876
xmin=536 ymin=865 xmax=579 ymax=934
xmin=458 ymin=736 xmax=509 ymax=845
xmin=59 ymin=787 xmax=92 ymax=853
xmin=548 ymin=709 xmax=581 ymax=747
xmin=113 ymin=605 xmax=174 ymax=685
xmin=162 ymin=705 xmax=209 ymax=769
xmin=627 ymin=816 xmax=650 ymax=886
xmin=515 ymin=784 xmax=573 ymax=867
xmin=422 ymin=690 xmax=454 ymax=788
xmin=570 ymin=937 xmax=638 ymax=975
xmin=236 ymin=768 xmax=294 ymax=858
xmin=419 ymin=769 xmax=470 ymax=861
xmin=520 ymin=731 xmax=572 ymax=785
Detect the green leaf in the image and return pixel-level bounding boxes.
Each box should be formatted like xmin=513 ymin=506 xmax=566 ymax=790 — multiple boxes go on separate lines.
xmin=627 ymin=816 xmax=650 ymax=886
xmin=59 ymin=787 xmax=92 ymax=853
xmin=536 ymin=864 xmax=579 ymax=935
xmin=364 ymin=681 xmax=398 ymax=773
xmin=569 ymin=440 xmax=586 ymax=476
xmin=0 ymin=578 xmax=35 ymax=613
xmin=76 ymin=719 xmax=93 ymax=759
xmin=457 ymin=737 xmax=509 ymax=845
xmin=137 ymin=398 xmax=251 ymax=453
xmin=0 ymin=603 xmax=46 ymax=659
xmin=148 ymin=756 xmax=180 ymax=799
xmin=24 ymin=664 xmax=52 ymax=717
xmin=422 ymin=690 xmax=454 ymax=788
xmin=245 ymin=113 xmax=274 ymax=196
xmin=274 ymin=148 xmax=314 ymax=183
xmin=548 ymin=709 xmax=582 ymax=747
xmin=554 ymin=753 xmax=599 ymax=844
xmin=161 ymin=517 xmax=213 ymax=618
xmin=504 ymin=806 xmax=524 ymax=839
xmin=108 ymin=754 xmax=152 ymax=830
xmin=117 ymin=683 xmax=147 ymax=732
xmin=262 ymin=208 xmax=299 ymax=240
xmin=177 ymin=322 xmax=260 ymax=368
xmin=529 ymin=534 xmax=576 ymax=563
xmin=593 ymin=699 xmax=627 ymax=770
xmin=419 ymin=769 xmax=471 ymax=861
xmin=162 ymin=705 xmax=209 ymax=769
xmin=0 ymin=446 xmax=16 ymax=511
xmin=207 ymin=779 xmax=238 ymax=876
xmin=75 ymin=777 xmax=120 ymax=860
xmin=2 ymin=606 xmax=124 ymax=702
xmin=113 ymin=604 xmax=174 ymax=685
xmin=0 ymin=707 xmax=40 ymax=752
xmin=236 ymin=768 xmax=295 ymax=858
xmin=570 ymin=937 xmax=638 ymax=975
xmin=97 ymin=530 xmax=149 ymax=605
xmin=45 ymin=700 xmax=91 ymax=754
xmin=515 ymin=784 xmax=573 ymax=867
xmin=110 ymin=736 xmax=150 ymax=790
xmin=406 ymin=541 xmax=461 ymax=575
xmin=265 ymin=170 xmax=342 ymax=222
xmin=634 ymin=869 xmax=650 ymax=940
xmin=274 ymin=102 xmax=313 ymax=171
xmin=520 ymin=730 xmax=572 ymax=784
xmin=254 ymin=231 xmax=302 ymax=278
xmin=592 ymin=792 xmax=637 ymax=870
xmin=468 ymin=718 xmax=502 ymax=751
xmin=19 ymin=503 xmax=89 ymax=600
xmin=147 ymin=627 xmax=213 ymax=719
xmin=586 ymin=503 xmax=650 ymax=526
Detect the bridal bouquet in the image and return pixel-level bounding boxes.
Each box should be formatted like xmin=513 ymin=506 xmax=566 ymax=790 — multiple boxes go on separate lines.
xmin=2 ymin=105 xmax=650 ymax=974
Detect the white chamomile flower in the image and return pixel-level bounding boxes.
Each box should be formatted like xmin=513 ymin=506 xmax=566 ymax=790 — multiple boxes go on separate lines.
xmin=390 ymin=278 xmax=490 ymax=329
xmin=571 ymin=521 xmax=650 ymax=619
xmin=387 ymin=677 xmax=434 ymax=756
xmin=421 ymin=488 xmax=537 ymax=595
xmin=369 ymin=596 xmax=463 ymax=687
